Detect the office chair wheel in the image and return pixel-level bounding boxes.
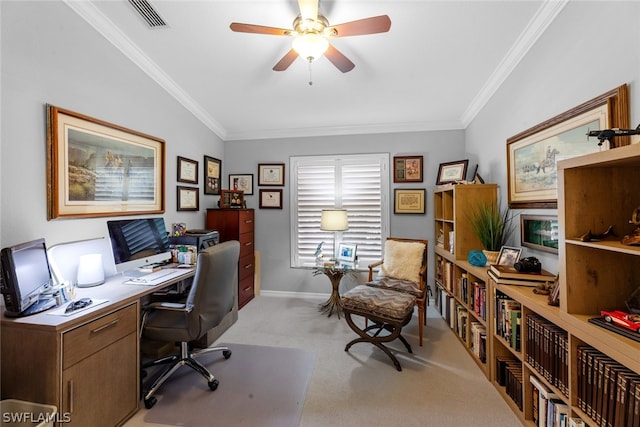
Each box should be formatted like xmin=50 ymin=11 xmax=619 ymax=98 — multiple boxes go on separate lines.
xmin=223 ymin=349 xmax=232 ymax=359
xmin=208 ymin=379 xmax=219 ymax=391
xmin=144 ymin=396 xmax=157 ymax=409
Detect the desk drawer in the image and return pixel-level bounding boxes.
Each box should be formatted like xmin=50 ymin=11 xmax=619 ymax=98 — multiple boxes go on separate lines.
xmin=239 ymin=232 xmax=254 ymax=257
xmin=63 ymin=303 xmax=137 ymax=369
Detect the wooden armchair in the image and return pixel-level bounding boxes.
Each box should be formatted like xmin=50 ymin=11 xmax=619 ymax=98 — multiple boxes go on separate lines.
xmin=367 ymin=237 xmax=429 ymax=346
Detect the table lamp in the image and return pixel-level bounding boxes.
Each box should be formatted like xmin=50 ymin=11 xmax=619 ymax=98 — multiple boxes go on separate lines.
xmin=320 ymin=209 xmax=348 ymax=261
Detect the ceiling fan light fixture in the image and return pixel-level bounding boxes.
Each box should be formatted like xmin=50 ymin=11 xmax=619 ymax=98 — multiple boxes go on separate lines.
xmin=292 ymin=33 xmax=329 ymax=62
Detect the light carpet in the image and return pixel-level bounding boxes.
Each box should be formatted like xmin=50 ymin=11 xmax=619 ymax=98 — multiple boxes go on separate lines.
xmin=143 ymin=343 xmax=316 ymax=427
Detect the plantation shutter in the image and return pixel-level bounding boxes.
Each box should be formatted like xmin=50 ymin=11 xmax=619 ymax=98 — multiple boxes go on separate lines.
xmin=290 ymin=153 xmax=389 ymax=267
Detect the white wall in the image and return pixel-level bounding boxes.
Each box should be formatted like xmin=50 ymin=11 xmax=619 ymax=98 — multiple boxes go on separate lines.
xmin=0 ymin=1 xmax=224 ymax=249
xmin=465 ymin=0 xmax=640 ymax=274
xmin=224 ymin=130 xmax=465 ymax=294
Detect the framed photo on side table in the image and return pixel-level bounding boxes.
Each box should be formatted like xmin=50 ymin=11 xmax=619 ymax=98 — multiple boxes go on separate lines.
xmin=177 ymin=186 xmax=199 ymax=211
xmin=258 ymin=163 xmax=285 ymax=186
xmin=177 ymin=156 xmax=198 ymax=184
xmin=436 ymin=159 xmax=468 ymax=185
xmin=259 ymin=189 xmax=283 ymax=209
xmin=204 ymin=155 xmax=221 ymax=195
xmin=337 ymin=243 xmax=357 ymax=263
xmin=393 ymin=156 xmax=423 ymax=183
xmin=394 ymin=189 xmax=426 ymax=214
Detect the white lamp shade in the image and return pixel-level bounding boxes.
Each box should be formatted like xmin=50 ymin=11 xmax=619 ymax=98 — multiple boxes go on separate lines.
xmin=320 ymin=209 xmax=348 ymax=231
xmin=76 ymin=253 xmax=105 ymax=287
xmin=292 ymin=33 xmax=329 ymax=61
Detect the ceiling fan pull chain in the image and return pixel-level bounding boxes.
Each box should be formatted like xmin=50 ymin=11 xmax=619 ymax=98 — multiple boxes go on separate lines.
xmin=307 ymin=60 xmax=313 ymax=86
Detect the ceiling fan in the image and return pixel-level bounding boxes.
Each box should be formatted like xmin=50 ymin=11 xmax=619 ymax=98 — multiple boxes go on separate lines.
xmin=230 ymin=0 xmax=391 ymax=73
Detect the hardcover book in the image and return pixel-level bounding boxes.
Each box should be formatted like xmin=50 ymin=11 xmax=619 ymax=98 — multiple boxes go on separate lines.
xmin=489 ymin=264 xmax=556 ymax=282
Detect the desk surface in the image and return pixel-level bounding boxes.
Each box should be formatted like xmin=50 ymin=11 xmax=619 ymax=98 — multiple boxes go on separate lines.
xmin=1 ymin=267 xmax=195 ymax=330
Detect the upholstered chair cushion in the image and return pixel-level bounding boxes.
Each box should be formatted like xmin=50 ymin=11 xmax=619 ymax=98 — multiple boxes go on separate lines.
xmin=367 ymin=277 xmax=423 ymax=298
xmin=379 ymin=239 xmax=426 ymax=283
xmin=342 ymin=285 xmax=416 ymax=321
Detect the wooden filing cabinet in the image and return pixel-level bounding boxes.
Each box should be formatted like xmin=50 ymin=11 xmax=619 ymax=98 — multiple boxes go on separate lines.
xmin=206 ymin=208 xmax=255 ymax=308
xmin=1 ymin=302 xmax=139 ymax=426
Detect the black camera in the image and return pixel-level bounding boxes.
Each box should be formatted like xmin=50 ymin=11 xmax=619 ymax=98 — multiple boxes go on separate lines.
xmin=514 ymin=256 xmax=541 ymax=273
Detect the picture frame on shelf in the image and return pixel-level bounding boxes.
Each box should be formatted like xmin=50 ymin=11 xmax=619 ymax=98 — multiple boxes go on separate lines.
xmin=394 ymin=188 xmax=425 ymax=214
xmin=46 ymin=104 xmax=165 ymax=219
xmin=177 ymin=186 xmax=199 ymax=211
xmin=521 ymin=215 xmax=559 ymax=254
xmin=258 ymin=163 xmax=285 ymax=186
xmin=229 ymin=173 xmax=254 ymax=195
xmin=177 ymin=156 xmax=198 ymax=184
xmin=259 ymin=189 xmax=283 ymax=209
xmin=393 ymin=155 xmax=423 ymax=183
xmin=436 ymin=159 xmax=468 ymax=185
xmin=507 ymin=84 xmax=629 ymax=209
xmin=337 ymin=243 xmax=357 ymax=263
xmin=204 ymin=155 xmax=221 ymax=195
xmin=220 ymin=189 xmax=244 ymax=208
xmin=496 ymin=246 xmax=522 ymax=266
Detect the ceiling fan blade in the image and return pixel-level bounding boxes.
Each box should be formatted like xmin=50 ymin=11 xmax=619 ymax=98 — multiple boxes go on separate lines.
xmin=328 ymin=15 xmax=391 ymax=37
xmin=273 ymin=49 xmax=299 ymax=71
xmin=230 ymin=22 xmax=292 ymax=36
xmin=324 ymin=44 xmax=355 ymax=73
xmin=298 ymin=0 xmax=318 ymax=21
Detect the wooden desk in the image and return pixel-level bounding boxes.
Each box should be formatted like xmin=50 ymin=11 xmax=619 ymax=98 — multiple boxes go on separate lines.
xmin=0 ymin=269 xmax=195 ymax=427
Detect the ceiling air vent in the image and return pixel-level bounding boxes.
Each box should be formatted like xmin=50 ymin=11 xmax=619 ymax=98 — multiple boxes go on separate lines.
xmin=128 ymin=0 xmax=167 ymax=28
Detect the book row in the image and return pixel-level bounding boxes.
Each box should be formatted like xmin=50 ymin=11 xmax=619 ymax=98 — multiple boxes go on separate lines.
xmin=577 ymin=346 xmax=640 ymax=427
xmin=530 ymin=374 xmax=572 ymax=427
xmin=495 ymin=292 xmax=521 ymax=352
xmin=526 ymin=313 xmax=569 ymax=397
xmin=496 ymin=356 xmax=523 ymax=410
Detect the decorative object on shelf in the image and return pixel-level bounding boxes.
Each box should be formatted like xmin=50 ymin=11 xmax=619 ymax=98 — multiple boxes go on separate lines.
xmin=229 ymin=174 xmax=254 ymax=195
xmin=172 ymin=223 xmax=186 ymax=236
xmin=468 ymin=201 xmax=515 ymax=263
xmin=320 ymin=209 xmax=348 ymax=260
xmin=204 ymin=155 xmax=221 ymax=195
xmin=46 ymin=104 xmax=165 ymax=219
xmin=496 ymin=246 xmax=522 ymax=267
xmin=436 ymin=159 xmax=469 ymax=185
xmin=393 ymin=155 xmax=423 ymax=183
xmin=258 ymin=163 xmax=285 ymax=186
xmin=621 ymin=206 xmax=640 ymax=246
xmin=513 ymin=256 xmax=541 ymax=273
xmin=314 ymin=241 xmax=324 ymax=261
xmin=467 ymin=249 xmax=487 ymax=267
xmin=219 ymin=189 xmax=244 ymax=208
xmin=587 ymin=123 xmax=640 ymax=148
xmin=507 ymin=84 xmax=629 ymax=209
xmin=177 ymin=156 xmax=198 ymax=184
xmin=394 ymin=188 xmax=426 ymax=214
xmin=259 ymin=189 xmax=283 ymax=209
xmin=521 ymin=215 xmax=559 ymax=253
xmin=588 ymin=316 xmax=640 ymax=343
xmin=578 ymin=224 xmax=616 ymax=242
xmin=177 ymin=186 xmax=199 ymax=211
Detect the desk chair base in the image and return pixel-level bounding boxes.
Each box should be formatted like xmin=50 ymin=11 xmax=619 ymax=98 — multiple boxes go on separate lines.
xmin=142 ymin=341 xmax=231 ymax=409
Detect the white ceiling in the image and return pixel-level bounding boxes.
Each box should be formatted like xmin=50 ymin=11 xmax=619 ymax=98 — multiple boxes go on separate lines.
xmin=65 ymin=0 xmax=568 ymax=141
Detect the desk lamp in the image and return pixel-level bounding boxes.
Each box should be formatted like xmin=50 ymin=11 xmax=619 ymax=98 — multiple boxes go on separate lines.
xmin=320 ymin=209 xmax=348 ymax=261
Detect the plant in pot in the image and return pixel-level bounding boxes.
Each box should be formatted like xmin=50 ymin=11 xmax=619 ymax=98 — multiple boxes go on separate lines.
xmin=468 ymin=201 xmax=515 ymax=264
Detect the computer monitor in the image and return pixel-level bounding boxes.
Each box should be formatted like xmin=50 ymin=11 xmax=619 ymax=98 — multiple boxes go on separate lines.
xmin=107 ymin=217 xmax=171 ymax=273
xmin=1 ymin=238 xmax=56 ymax=317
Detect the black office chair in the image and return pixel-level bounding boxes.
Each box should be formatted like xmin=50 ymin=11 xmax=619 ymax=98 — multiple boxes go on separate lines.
xmin=140 ymin=240 xmax=240 ymax=409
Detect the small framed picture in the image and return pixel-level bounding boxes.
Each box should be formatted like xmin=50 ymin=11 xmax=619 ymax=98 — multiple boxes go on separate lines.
xmin=258 ymin=163 xmax=285 ymax=186
xmin=177 ymin=156 xmax=198 ymax=184
xmin=259 ymin=189 xmax=283 ymax=209
xmin=394 ymin=188 xmax=426 ymax=214
xmin=229 ymin=174 xmax=254 ymax=195
xmin=204 ymin=155 xmax=221 ymax=195
xmin=521 ymin=215 xmax=559 ymax=254
xmin=497 ymin=246 xmax=522 ymax=266
xmin=177 ymin=186 xmax=199 ymax=211
xmin=436 ymin=159 xmax=469 ymax=185
xmin=337 ymin=243 xmax=357 ymax=263
xmin=393 ymin=156 xmax=423 ymax=183
xmin=220 ymin=190 xmax=244 ymax=208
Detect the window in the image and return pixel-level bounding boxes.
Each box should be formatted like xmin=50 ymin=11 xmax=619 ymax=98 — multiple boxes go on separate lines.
xmin=290 ymin=153 xmax=389 ymax=267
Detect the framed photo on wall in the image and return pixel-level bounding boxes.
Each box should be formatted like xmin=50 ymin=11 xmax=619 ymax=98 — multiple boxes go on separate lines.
xmin=258 ymin=163 xmax=285 ymax=186
xmin=204 ymin=155 xmax=221 ymax=195
xmin=177 ymin=156 xmax=198 ymax=184
xmin=259 ymin=189 xmax=283 ymax=209
xmin=229 ymin=174 xmax=254 ymax=195
xmin=394 ymin=189 xmax=426 ymax=214
xmin=177 ymin=186 xmax=199 ymax=211
xmin=393 ymin=156 xmax=423 ymax=183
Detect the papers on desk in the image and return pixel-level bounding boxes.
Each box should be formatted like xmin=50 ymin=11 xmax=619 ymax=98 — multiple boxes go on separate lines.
xmin=47 ymin=298 xmax=109 ymax=316
xmin=123 ymin=268 xmax=191 ymax=286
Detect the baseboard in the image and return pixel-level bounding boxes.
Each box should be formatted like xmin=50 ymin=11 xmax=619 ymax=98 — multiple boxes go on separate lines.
xmin=259 ymin=290 xmax=329 ymax=299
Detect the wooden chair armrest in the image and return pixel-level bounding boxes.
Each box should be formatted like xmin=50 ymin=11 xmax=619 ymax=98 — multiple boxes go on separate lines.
xmin=368 ymin=260 xmax=384 ymax=281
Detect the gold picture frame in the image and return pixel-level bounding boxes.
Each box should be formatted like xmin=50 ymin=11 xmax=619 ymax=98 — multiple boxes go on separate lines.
xmin=394 ymin=188 xmax=426 ymax=214
xmin=507 ymin=84 xmax=629 ymax=209
xmin=46 ymin=105 xmax=165 ymax=219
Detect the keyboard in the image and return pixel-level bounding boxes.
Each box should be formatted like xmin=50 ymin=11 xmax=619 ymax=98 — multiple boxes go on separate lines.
xmin=124 ymin=268 xmax=189 ymax=285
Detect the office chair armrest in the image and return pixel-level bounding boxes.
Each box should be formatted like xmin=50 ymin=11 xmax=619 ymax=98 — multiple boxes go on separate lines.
xmin=144 ymin=301 xmax=193 ymax=312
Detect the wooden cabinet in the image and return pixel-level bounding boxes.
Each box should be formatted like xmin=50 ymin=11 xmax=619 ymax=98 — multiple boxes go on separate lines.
xmin=206 ymin=208 xmax=255 ymax=308
xmin=433 ymin=184 xmax=497 ymax=378
xmin=1 ymin=302 xmax=139 ymax=426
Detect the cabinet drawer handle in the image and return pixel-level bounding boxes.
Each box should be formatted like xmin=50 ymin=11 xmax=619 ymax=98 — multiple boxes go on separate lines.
xmin=244 ymin=241 xmax=253 ymax=247
xmin=244 ymin=219 xmax=253 ymax=224
xmin=243 ymin=286 xmax=252 ymax=292
xmin=243 ymin=264 xmax=253 ymax=269
xmin=68 ymin=379 xmax=74 ymax=413
xmin=91 ymin=319 xmax=119 ymax=334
